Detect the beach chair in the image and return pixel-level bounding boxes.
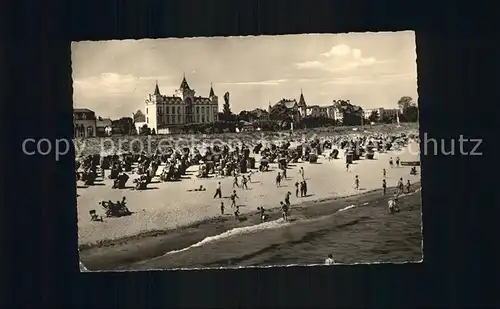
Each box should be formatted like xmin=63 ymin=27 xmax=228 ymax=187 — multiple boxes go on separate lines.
xmin=89 ymin=209 xmax=102 ymax=221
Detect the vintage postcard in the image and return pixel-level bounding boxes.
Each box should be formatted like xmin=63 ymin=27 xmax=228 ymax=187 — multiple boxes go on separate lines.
xmin=72 ymin=31 xmax=422 ymax=271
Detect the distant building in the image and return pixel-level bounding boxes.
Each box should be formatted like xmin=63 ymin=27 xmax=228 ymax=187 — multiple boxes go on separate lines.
xmin=248 ymin=108 xmax=270 ymax=121
xmin=133 ymin=110 xmax=147 ymax=134
xmin=144 ymin=75 xmax=219 ymax=134
xmin=363 ymin=107 xmax=399 ymax=121
xmin=269 ymin=90 xmax=308 ymax=122
xmin=73 ymin=108 xmax=97 ymax=137
xmin=96 ymin=117 xmax=113 ymax=136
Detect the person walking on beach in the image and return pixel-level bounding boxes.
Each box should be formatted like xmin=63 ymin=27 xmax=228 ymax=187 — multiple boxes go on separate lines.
xmin=382 ymin=179 xmax=387 ymax=195
xmin=281 ymin=201 xmax=289 ymax=222
xmin=230 ymin=190 xmax=239 ymax=208
xmin=325 ymin=253 xmax=335 ymax=265
xmin=241 ymin=175 xmax=249 ymax=190
xmin=220 ymin=202 xmax=225 ymax=215
xmin=354 ymin=175 xmax=360 ymax=190
xmin=233 ymin=175 xmax=239 ymax=188
xmin=396 ymin=156 xmax=400 ymax=168
xmin=282 ymin=167 xmax=287 ymax=179
xmin=213 ymin=182 xmax=222 ymax=198
xmin=397 ymin=178 xmax=404 ymax=194
xmin=284 ymin=191 xmax=292 ymax=207
xmin=383 ymin=168 xmax=387 ymax=178
xmin=295 ymin=181 xmax=299 ymax=198
xmin=389 ymin=157 xmax=394 ymax=168
xmin=276 ymin=172 xmax=282 ymax=187
xmin=406 ymin=179 xmax=411 ymax=193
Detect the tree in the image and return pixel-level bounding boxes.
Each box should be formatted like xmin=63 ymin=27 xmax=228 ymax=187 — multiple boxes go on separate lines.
xmin=238 ymin=110 xmax=251 ymax=122
xmin=397 ymin=96 xmax=415 ymax=110
xmin=368 ymin=110 xmax=379 ymax=123
xmin=403 ymin=105 xmax=419 ymax=122
xmin=222 ymin=92 xmax=232 ymax=120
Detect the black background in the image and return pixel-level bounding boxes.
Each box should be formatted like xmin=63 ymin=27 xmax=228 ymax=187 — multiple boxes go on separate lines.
xmin=2 ymin=0 xmax=497 ymax=307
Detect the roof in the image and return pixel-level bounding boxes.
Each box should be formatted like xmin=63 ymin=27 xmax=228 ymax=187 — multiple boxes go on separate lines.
xmin=133 ymin=111 xmax=146 ymax=122
xmin=96 ymin=118 xmax=112 ymax=127
xmin=74 ymin=108 xmax=94 ymax=113
xmin=179 ymin=75 xmax=191 ymax=91
xmin=209 ymin=83 xmax=215 ymax=97
xmin=298 ymin=90 xmax=307 ymax=107
xmin=276 ymin=99 xmax=298 ymax=109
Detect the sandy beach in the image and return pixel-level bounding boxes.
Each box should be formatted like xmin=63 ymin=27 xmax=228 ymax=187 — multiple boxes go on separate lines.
xmin=77 ymin=137 xmax=421 ymax=248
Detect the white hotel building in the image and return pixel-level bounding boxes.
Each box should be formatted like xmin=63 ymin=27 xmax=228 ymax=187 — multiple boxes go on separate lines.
xmin=144 ymin=75 xmax=219 ymax=134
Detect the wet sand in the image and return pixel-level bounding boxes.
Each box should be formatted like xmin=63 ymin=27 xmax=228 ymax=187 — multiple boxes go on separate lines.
xmin=80 ymin=182 xmax=421 ymax=270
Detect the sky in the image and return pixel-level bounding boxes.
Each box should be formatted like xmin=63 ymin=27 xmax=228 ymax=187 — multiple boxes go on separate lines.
xmin=71 ymin=31 xmax=417 ymax=119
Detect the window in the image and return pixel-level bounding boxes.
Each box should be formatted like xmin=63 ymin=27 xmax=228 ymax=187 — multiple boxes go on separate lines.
xmin=171 ymin=106 xmax=174 ymax=114
xmin=201 ymin=116 xmax=205 ymax=123
xmin=197 ymin=115 xmax=200 ymax=123
xmin=166 ymin=106 xmax=169 ymax=114
xmin=171 ymin=115 xmax=175 ymax=123
xmin=196 ymin=106 xmax=200 ymax=114
xmin=201 ymin=107 xmax=205 ymax=113
xmin=177 ymin=107 xmax=181 ymax=114
xmin=87 ymin=126 xmax=93 ymax=137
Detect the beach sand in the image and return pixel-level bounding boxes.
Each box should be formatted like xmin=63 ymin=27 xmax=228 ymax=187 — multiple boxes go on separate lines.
xmin=77 ymin=140 xmax=421 ymax=247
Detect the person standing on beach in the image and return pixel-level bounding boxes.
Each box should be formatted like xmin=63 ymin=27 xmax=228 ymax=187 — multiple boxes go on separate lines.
xmin=382 ymin=179 xmax=387 ymax=195
xmin=234 ymin=205 xmax=240 ymax=221
xmin=325 ymin=254 xmax=335 ymax=265
xmin=389 ymin=157 xmax=394 ymax=168
xmin=220 ymin=202 xmax=225 ymax=215
xmin=346 ymin=161 xmax=350 ymax=172
xmin=295 ymin=181 xmax=299 ymax=197
xmin=276 ymin=172 xmax=282 ymax=187
xmin=383 ymin=168 xmax=386 ymax=178
xmin=230 ymin=190 xmax=239 ymax=208
xmin=396 ymin=156 xmax=400 ymax=167
xmin=406 ymin=179 xmax=411 ymax=193
xmin=282 ymin=167 xmax=287 ymax=179
xmin=233 ymin=175 xmax=239 ymax=188
xmin=397 ymin=178 xmax=404 ymax=194
xmin=241 ymin=175 xmax=249 ymax=190
xmin=213 ymin=181 xmax=222 ymax=198
xmin=354 ymin=175 xmax=360 ymax=190
xmin=281 ymin=201 xmax=289 ymax=222
xmin=303 ymin=180 xmax=308 ymax=196
xmin=299 ymin=167 xmax=305 ymax=180
xmin=284 ymin=191 xmax=291 ymax=206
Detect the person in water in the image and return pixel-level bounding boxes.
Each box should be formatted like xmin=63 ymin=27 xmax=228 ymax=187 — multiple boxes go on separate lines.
xmin=382 ymin=179 xmax=387 ymax=195
xmin=406 ymin=179 xmax=411 ymax=193
xmin=325 ymin=254 xmax=335 ymax=265
xmin=281 ymin=201 xmax=289 ymax=222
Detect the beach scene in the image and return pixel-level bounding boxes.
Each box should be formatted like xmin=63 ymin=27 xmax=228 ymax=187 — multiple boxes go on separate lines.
xmin=72 ymin=31 xmax=422 ymax=271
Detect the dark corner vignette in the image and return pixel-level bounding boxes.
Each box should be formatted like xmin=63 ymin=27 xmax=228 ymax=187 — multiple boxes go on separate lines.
xmin=5 ymin=0 xmax=493 ymax=308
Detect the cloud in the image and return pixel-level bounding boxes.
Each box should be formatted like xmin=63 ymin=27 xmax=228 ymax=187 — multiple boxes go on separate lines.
xmin=73 ymin=73 xmax=170 ymax=96
xmin=295 ymin=44 xmax=380 ymax=72
xmin=321 ymin=72 xmax=416 ymax=85
xmin=218 ymin=79 xmax=289 ymax=86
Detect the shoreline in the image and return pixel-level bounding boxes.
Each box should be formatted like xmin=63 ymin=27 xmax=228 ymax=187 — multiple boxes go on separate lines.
xmin=80 ymin=182 xmax=420 ymax=270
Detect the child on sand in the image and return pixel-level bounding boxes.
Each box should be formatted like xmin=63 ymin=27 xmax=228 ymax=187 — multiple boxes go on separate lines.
xmin=233 ymin=175 xmax=239 ymax=188
xmin=346 ymin=162 xmax=350 ymax=172
xmin=389 ymin=157 xmax=394 ymax=168
xmin=396 ymin=156 xmax=400 ymax=167
xmin=276 ymin=172 xmax=282 ymax=187
xmin=230 ymin=190 xmax=239 ymax=208
xmin=295 ymin=181 xmax=299 ymax=197
xmin=299 ymin=167 xmax=305 ymax=180
xmin=220 ymin=202 xmax=225 ymax=215
xmin=406 ymin=180 xmax=411 ymax=193
xmin=354 ymin=175 xmax=360 ymax=190
xmin=241 ymin=175 xmax=248 ymax=190
xmin=234 ymin=206 xmax=240 ymax=221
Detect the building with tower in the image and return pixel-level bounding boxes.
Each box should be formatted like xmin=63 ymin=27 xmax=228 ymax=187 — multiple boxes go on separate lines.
xmin=144 ymin=75 xmax=219 ymax=134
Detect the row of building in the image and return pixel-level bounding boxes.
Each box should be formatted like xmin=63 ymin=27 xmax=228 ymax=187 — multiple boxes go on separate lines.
xmin=74 ymin=75 xmax=401 ymax=137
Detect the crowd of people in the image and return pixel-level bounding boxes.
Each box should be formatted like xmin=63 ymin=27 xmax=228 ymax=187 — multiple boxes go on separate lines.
xmin=76 ymin=131 xmax=419 ymax=224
